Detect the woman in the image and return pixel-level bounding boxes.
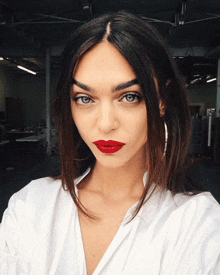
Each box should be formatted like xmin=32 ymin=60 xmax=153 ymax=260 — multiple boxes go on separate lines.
xmin=1 ymin=11 xmax=220 ymax=274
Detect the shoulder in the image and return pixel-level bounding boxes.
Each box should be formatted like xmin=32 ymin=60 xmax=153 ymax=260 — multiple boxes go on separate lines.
xmin=1 ymin=177 xmax=68 ymax=225
xmin=8 ymin=177 xmax=63 ymax=207
xmin=2 ymin=168 xmax=91 ymax=220
xmin=159 ymin=188 xmax=220 ymax=216
xmin=173 ymin=191 xmax=220 ymax=223
xmin=167 ymin=192 xmax=220 ymax=272
xmin=173 ymin=190 xmax=219 ymax=222
xmin=171 ymin=192 xmax=220 ymax=237
xmin=142 ymin=188 xmax=220 ymax=233
xmin=20 ymin=176 xmax=61 ymax=193
xmin=0 ymin=177 xmax=76 ymax=270
xmin=140 ymin=190 xmax=220 ymax=272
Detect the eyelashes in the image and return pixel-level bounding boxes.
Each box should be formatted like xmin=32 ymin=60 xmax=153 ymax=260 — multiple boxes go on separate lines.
xmin=73 ymin=96 xmax=91 ymax=104
xmin=124 ymin=93 xmax=141 ymax=103
xmin=72 ymin=92 xmax=142 ymax=105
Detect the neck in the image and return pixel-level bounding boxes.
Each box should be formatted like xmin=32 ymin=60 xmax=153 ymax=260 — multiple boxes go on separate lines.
xmin=89 ymin=152 xmax=147 ymax=201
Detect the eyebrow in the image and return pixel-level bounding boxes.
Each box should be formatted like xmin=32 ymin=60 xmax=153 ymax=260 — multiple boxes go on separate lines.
xmin=71 ymin=78 xmax=90 ymax=91
xmin=71 ymin=78 xmax=139 ymax=92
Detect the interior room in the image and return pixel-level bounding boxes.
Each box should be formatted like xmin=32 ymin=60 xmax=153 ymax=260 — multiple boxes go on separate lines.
xmin=0 ymin=0 xmax=220 ymax=221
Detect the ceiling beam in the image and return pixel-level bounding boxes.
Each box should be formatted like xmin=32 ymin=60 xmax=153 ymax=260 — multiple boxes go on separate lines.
xmin=0 ymin=45 xmax=217 ymax=59
xmin=0 ymin=46 xmax=45 ymax=57
xmin=0 ymin=45 xmax=66 ymax=57
xmin=171 ymin=47 xmax=212 ymax=57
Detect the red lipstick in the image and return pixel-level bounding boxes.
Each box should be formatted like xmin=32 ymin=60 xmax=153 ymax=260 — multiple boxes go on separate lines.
xmin=93 ymin=140 xmax=125 ymax=154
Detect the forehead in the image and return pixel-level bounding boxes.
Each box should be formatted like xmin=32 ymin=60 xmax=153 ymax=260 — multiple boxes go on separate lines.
xmin=73 ymin=41 xmax=137 ymax=85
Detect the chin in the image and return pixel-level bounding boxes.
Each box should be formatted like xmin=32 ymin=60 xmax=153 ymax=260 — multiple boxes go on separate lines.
xmin=95 ymin=155 xmax=133 ymax=170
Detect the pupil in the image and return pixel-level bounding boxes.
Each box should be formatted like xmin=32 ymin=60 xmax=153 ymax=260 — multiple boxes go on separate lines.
xmin=127 ymin=95 xmax=134 ymax=102
xmin=83 ymin=97 xmax=89 ymax=103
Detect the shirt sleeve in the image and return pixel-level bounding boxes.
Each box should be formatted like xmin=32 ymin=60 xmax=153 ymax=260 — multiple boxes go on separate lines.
xmin=213 ymin=258 xmax=220 ymax=275
xmin=0 ymin=177 xmax=66 ymax=275
xmin=0 ymin=193 xmax=30 ymax=274
xmin=165 ymin=192 xmax=220 ymax=275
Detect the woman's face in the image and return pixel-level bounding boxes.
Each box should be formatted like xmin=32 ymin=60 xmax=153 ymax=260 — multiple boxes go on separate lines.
xmin=70 ymin=41 xmax=148 ymax=169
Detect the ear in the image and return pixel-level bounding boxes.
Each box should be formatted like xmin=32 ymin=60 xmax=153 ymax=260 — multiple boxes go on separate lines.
xmin=153 ymin=76 xmax=168 ymax=116
xmin=165 ymin=78 xmax=171 ymax=86
xmin=159 ymin=79 xmax=171 ymax=116
xmin=159 ymin=100 xmax=166 ymax=117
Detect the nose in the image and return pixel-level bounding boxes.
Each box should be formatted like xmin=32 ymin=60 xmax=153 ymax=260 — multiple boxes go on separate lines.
xmin=96 ymin=101 xmax=119 ymax=133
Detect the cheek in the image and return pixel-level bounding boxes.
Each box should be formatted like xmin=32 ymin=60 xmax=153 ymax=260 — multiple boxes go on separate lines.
xmin=127 ymin=108 xmax=147 ymax=140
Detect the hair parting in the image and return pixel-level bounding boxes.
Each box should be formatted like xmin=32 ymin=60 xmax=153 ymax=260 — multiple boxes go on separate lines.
xmin=105 ymin=21 xmax=111 ymax=38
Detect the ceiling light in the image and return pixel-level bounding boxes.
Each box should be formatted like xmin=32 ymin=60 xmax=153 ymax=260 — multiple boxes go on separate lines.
xmin=206 ymin=78 xmax=216 ymax=83
xmin=83 ymin=3 xmax=90 ymax=9
xmin=17 ymin=65 xmax=37 ymax=75
xmin=0 ymin=57 xmax=4 ymax=61
xmin=190 ymin=78 xmax=199 ymax=84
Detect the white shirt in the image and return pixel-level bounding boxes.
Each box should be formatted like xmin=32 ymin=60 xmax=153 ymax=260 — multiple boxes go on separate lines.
xmin=0 ymin=167 xmax=220 ymax=274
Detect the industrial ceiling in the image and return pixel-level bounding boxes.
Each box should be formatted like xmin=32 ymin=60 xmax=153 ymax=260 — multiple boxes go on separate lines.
xmin=0 ymin=0 xmax=220 ymax=84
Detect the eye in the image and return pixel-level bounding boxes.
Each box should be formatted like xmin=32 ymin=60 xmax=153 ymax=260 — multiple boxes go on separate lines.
xmin=122 ymin=93 xmax=141 ymax=103
xmin=73 ymin=96 xmax=92 ymax=104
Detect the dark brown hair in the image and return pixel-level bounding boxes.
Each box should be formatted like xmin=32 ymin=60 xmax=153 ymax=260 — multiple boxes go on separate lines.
xmin=53 ymin=11 xmax=196 ymax=218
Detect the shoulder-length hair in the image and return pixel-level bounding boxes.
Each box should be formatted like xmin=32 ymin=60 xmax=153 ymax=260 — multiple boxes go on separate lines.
xmin=53 ymin=11 xmax=195 ymax=218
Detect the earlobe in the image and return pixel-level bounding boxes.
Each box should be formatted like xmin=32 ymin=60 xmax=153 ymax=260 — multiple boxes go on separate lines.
xmin=160 ymin=79 xmax=171 ymax=116
xmin=159 ymin=79 xmax=171 ymax=116
xmin=165 ymin=79 xmax=171 ymax=87
xmin=159 ymin=100 xmax=166 ymax=117
xmin=153 ymin=76 xmax=168 ymax=116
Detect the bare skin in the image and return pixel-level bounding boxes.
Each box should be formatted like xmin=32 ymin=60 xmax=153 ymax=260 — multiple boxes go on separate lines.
xmin=77 ymin=165 xmax=146 ymax=275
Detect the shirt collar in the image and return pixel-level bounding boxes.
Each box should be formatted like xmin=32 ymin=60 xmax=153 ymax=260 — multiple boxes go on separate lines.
xmin=74 ymin=167 xmax=148 ymax=188
xmin=74 ymin=167 xmax=91 ymax=186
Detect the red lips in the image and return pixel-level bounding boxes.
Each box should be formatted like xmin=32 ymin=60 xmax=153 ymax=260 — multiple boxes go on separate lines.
xmin=93 ymin=140 xmax=125 ymax=146
xmin=93 ymin=140 xmax=125 ymax=153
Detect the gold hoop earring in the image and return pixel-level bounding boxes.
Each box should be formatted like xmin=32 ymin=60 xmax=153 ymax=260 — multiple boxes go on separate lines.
xmin=163 ymin=122 xmax=168 ymax=156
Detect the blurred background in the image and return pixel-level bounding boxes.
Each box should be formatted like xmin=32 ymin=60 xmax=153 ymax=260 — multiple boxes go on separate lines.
xmin=0 ymin=0 xmax=220 ymax=220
